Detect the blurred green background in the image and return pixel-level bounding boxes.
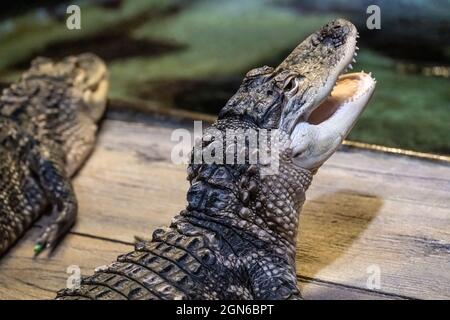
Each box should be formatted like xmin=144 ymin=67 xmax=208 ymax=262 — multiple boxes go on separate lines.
xmin=0 ymin=0 xmax=449 ymax=154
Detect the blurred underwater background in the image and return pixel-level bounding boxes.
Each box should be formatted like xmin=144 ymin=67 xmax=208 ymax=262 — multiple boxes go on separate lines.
xmin=0 ymin=0 xmax=449 ymax=154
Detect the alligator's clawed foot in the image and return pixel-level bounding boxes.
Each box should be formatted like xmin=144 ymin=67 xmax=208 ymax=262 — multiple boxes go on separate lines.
xmin=30 ymin=146 xmax=79 ymax=256
xmin=34 ymin=205 xmax=77 ymax=256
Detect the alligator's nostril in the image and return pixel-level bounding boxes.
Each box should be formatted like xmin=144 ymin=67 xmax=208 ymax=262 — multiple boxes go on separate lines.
xmin=323 ymin=37 xmax=333 ymax=47
xmin=311 ymin=34 xmax=321 ymax=46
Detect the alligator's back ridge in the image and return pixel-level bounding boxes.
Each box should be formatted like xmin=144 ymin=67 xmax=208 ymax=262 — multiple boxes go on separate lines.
xmin=58 ymin=220 xmax=256 ymax=300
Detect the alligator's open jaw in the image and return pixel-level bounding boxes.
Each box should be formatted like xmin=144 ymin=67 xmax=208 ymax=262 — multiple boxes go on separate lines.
xmin=290 ymin=64 xmax=376 ymax=170
xmin=308 ymin=72 xmax=376 ymax=125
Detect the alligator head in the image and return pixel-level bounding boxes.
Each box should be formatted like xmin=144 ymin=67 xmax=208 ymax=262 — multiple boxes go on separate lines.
xmin=25 ymin=53 xmax=109 ymax=122
xmin=18 ymin=53 xmax=109 ymax=176
xmin=219 ymin=18 xmax=376 ymax=171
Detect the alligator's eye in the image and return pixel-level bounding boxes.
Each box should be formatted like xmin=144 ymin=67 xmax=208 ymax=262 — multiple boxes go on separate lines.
xmin=284 ymin=79 xmax=295 ymax=92
xmin=283 ymin=77 xmax=299 ymax=95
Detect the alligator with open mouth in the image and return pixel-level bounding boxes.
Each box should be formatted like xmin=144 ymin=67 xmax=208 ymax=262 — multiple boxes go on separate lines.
xmin=55 ymin=19 xmax=375 ymax=300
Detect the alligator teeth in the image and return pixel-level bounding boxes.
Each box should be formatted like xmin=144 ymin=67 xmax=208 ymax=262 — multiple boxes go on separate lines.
xmin=352 ymin=58 xmax=356 ymax=63
xmin=356 ymin=46 xmax=359 ymax=51
xmin=348 ymin=64 xmax=353 ymax=70
xmin=354 ymin=52 xmax=358 ymax=57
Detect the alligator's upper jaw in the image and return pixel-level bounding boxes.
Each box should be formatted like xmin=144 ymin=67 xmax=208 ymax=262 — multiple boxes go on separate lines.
xmin=290 ymin=71 xmax=376 ymax=170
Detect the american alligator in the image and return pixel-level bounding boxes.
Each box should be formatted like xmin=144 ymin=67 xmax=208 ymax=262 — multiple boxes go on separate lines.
xmin=56 ymin=19 xmax=375 ymax=300
xmin=0 ymin=54 xmax=108 ymax=256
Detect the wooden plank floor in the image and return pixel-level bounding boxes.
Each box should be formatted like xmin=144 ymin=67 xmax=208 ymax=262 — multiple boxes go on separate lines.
xmin=0 ymin=110 xmax=449 ymax=300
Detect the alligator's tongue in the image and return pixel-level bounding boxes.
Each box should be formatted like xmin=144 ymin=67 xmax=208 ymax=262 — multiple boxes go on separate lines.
xmin=309 ymin=73 xmax=360 ymax=124
xmin=308 ymin=72 xmax=375 ymax=125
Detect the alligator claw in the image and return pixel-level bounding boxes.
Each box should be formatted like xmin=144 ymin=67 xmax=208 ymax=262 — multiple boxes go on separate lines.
xmin=34 ymin=204 xmax=77 ymax=256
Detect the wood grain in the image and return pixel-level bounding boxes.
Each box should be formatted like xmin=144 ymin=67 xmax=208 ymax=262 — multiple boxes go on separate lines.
xmin=0 ymin=229 xmax=131 ymax=300
xmin=1 ymin=112 xmax=449 ymax=299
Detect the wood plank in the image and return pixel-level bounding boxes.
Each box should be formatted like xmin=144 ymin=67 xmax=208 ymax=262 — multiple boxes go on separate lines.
xmin=297 ymin=190 xmax=450 ymax=300
xmin=0 ymin=229 xmax=131 ymax=300
xmin=3 ymin=112 xmax=450 ymax=299
xmin=0 ymin=229 xmax=386 ymax=300
xmin=297 ymin=277 xmax=400 ymax=300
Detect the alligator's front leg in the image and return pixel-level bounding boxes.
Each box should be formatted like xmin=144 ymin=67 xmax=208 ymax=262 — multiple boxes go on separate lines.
xmin=30 ymin=144 xmax=77 ymax=254
xmin=248 ymin=255 xmax=301 ymax=300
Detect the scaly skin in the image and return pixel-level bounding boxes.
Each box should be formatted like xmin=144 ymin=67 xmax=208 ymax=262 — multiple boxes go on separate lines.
xmin=56 ymin=19 xmax=375 ymax=300
xmin=0 ymin=54 xmax=108 ymax=256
